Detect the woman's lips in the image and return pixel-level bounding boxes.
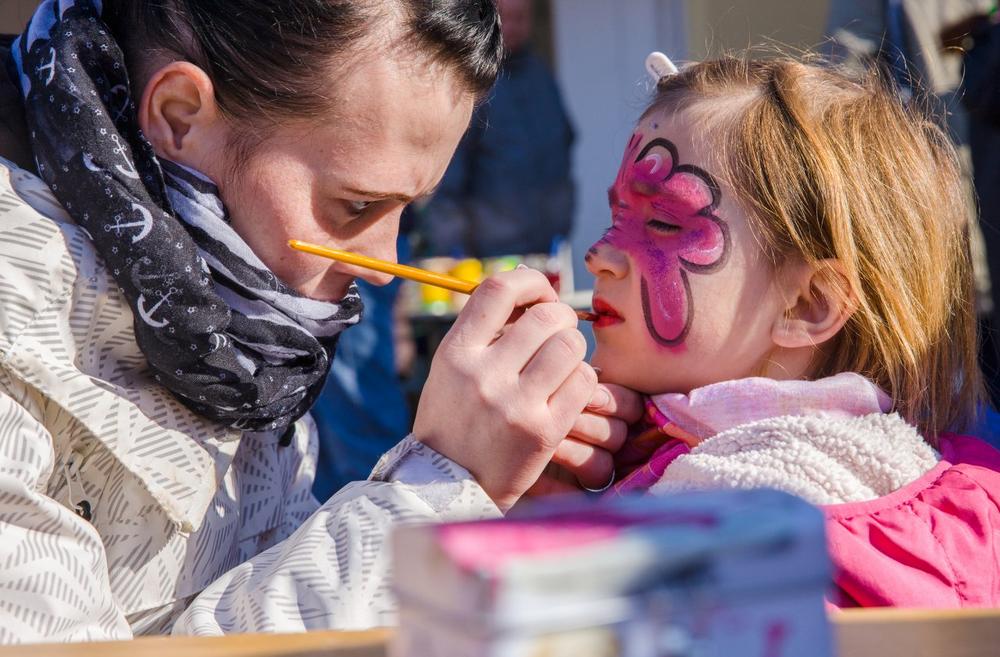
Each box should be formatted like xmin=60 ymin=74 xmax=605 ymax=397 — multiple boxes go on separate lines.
xmin=592 ymin=297 xmax=624 ymax=328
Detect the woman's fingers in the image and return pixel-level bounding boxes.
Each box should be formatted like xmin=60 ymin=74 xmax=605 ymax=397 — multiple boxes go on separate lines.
xmin=492 ymin=302 xmax=580 ymax=373
xmin=546 ymin=362 xmax=599 ymax=439
xmin=518 ymin=325 xmax=588 ymax=398
xmin=567 ymin=410 xmax=628 ymax=453
xmin=523 ymin=463 xmax=583 ymax=498
xmin=445 ymin=269 xmax=559 ymax=349
xmin=586 ymin=382 xmax=645 ymax=423
xmin=546 ymin=382 xmax=642 ymax=492
xmin=550 ymin=437 xmax=615 ymax=490
xmin=413 ymin=270 xmax=592 ymax=512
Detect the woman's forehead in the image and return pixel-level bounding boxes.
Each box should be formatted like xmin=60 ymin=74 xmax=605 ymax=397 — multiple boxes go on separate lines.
xmin=253 ymin=54 xmax=475 ymax=198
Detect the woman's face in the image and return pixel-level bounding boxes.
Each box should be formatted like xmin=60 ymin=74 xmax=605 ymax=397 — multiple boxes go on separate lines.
xmin=181 ymin=56 xmax=475 ymax=301
xmin=585 ymin=108 xmax=790 ymax=395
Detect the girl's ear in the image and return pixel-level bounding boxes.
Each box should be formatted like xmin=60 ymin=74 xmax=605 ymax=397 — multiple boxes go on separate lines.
xmin=772 ymin=259 xmax=857 ymax=349
xmin=136 ymin=61 xmax=226 ymax=168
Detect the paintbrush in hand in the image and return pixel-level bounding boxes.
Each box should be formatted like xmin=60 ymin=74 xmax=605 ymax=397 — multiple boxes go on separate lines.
xmin=288 ymin=240 xmax=597 ymax=322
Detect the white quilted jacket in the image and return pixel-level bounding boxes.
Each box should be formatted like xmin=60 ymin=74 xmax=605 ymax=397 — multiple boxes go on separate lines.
xmin=0 ymin=158 xmax=499 ymax=641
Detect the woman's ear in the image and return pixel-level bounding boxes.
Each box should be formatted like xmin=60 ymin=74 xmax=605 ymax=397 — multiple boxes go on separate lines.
xmin=772 ymin=259 xmax=857 ymax=349
xmin=136 ymin=61 xmax=225 ymax=167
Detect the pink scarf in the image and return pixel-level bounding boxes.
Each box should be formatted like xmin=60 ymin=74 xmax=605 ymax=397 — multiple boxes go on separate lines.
xmin=610 ymin=373 xmax=891 ymax=496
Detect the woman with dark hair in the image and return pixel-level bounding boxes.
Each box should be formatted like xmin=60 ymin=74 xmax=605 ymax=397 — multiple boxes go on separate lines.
xmin=0 ymin=0 xmax=639 ymax=640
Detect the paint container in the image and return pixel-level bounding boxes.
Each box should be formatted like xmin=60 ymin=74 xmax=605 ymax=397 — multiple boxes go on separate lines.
xmin=391 ymin=489 xmax=833 ymax=657
xmin=545 ymin=237 xmax=566 ymax=295
xmin=484 ymin=255 xmax=523 ymax=277
xmin=417 ymin=257 xmax=456 ymax=315
xmin=448 ymin=258 xmax=484 ymax=311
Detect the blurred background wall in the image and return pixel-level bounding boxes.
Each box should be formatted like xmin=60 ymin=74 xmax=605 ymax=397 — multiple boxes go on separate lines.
xmin=687 ymin=0 xmax=831 ymax=58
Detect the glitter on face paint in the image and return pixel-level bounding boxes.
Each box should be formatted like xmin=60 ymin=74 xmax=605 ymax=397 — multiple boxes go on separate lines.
xmin=591 ymin=132 xmax=730 ymax=346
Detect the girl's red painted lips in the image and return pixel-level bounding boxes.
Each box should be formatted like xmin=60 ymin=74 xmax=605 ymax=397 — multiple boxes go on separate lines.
xmin=592 ymin=297 xmax=624 ymax=328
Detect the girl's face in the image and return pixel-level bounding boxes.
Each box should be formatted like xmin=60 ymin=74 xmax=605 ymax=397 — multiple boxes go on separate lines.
xmin=190 ymin=56 xmax=475 ymax=301
xmin=586 ymin=110 xmax=792 ymax=394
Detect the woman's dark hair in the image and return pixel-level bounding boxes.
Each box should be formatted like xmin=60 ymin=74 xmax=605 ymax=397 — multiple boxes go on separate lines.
xmin=103 ymin=0 xmax=502 ymax=124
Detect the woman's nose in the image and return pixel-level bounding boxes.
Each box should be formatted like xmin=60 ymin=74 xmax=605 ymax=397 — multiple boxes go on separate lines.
xmin=342 ymin=214 xmax=401 ymax=286
xmin=356 ymin=261 xmax=396 ymax=287
xmin=585 ymin=239 xmax=628 ymax=280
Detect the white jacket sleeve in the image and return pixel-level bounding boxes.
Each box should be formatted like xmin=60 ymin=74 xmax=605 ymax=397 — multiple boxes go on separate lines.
xmin=0 ymin=389 xmax=131 ymax=643
xmin=172 ymin=436 xmax=501 ymax=635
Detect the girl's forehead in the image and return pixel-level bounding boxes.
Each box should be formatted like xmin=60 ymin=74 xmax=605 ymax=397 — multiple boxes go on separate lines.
xmin=627 ymin=110 xmax=723 ymax=179
xmin=636 ymin=109 xmax=709 ymax=148
xmin=618 ymin=108 xmax=755 ymax=237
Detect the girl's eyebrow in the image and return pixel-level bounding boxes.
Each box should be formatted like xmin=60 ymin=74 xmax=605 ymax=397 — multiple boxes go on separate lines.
xmin=607 ymin=186 xmax=628 ymax=208
xmin=650 ymin=198 xmax=686 ymax=218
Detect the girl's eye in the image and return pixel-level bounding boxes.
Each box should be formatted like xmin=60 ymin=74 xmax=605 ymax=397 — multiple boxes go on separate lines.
xmin=647 ymin=219 xmax=682 ymax=234
xmin=346 ymin=200 xmax=374 ymax=217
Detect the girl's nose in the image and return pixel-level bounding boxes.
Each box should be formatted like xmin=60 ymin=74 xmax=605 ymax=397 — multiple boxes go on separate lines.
xmin=585 ymin=239 xmax=629 ymax=280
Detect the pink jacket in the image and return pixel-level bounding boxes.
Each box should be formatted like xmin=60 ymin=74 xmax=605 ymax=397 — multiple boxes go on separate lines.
xmin=611 ymin=375 xmax=1000 ymax=609
xmin=826 ymin=434 xmax=1000 ymax=608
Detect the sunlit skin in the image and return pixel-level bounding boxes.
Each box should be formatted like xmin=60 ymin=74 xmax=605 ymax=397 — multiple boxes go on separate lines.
xmin=139 ymin=52 xmax=476 ymax=302
xmin=586 ymin=109 xmax=794 ymax=395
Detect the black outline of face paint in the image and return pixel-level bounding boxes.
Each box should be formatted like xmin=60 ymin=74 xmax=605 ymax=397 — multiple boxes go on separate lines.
xmin=631 ymin=138 xmax=731 ymax=347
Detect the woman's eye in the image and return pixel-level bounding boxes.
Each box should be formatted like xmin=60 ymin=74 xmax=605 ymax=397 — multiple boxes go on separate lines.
xmin=647 ymin=219 xmax=682 ymax=234
xmin=346 ymin=200 xmax=374 ymax=217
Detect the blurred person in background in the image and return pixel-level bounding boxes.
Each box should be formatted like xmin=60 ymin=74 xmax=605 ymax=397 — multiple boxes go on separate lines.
xmin=826 ymin=0 xmax=1000 ymax=414
xmin=961 ymin=6 xmax=1000 ymax=413
xmin=418 ymin=0 xmax=575 ymax=258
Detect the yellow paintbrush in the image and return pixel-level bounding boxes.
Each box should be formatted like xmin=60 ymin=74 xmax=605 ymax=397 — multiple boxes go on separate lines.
xmin=288 ymin=239 xmax=596 ymax=322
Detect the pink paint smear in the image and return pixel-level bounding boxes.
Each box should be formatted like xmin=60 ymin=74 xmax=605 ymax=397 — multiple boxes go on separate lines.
xmin=598 ymin=132 xmax=730 ymax=346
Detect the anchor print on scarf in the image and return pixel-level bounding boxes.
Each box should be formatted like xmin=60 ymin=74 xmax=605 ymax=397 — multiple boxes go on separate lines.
xmin=9 ymin=0 xmax=363 ymax=432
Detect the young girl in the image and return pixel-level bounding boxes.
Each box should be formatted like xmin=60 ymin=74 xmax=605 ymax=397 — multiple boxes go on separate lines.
xmin=589 ymin=53 xmax=1000 ymax=608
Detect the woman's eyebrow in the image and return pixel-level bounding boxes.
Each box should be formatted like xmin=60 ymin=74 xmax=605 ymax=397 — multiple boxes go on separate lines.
xmin=343 ymin=186 xmax=415 ymax=203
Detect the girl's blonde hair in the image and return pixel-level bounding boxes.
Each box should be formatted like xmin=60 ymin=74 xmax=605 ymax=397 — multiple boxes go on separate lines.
xmin=647 ymin=56 xmax=982 ymax=441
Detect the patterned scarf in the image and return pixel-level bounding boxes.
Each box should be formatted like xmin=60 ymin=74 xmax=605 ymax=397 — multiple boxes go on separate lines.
xmin=8 ymin=0 xmax=363 ymax=433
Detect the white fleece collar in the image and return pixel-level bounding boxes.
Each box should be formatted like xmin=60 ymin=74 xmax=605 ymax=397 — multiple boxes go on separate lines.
xmin=647 ymin=373 xmax=892 ymax=444
xmin=649 ymin=412 xmax=939 ymax=505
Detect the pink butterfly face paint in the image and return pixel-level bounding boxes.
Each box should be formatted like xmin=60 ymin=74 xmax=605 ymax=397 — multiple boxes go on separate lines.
xmin=590 ymin=132 xmax=730 ymax=347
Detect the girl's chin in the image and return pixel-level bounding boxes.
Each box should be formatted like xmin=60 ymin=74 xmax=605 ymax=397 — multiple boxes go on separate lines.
xmin=591 ymin=354 xmax=695 ymax=396
xmin=590 ymin=354 xmax=639 ymax=388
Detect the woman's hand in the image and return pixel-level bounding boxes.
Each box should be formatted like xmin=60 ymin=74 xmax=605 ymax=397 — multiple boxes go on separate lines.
xmin=412 ymin=268 xmax=597 ymax=512
xmin=524 ymin=383 xmax=645 ymax=497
